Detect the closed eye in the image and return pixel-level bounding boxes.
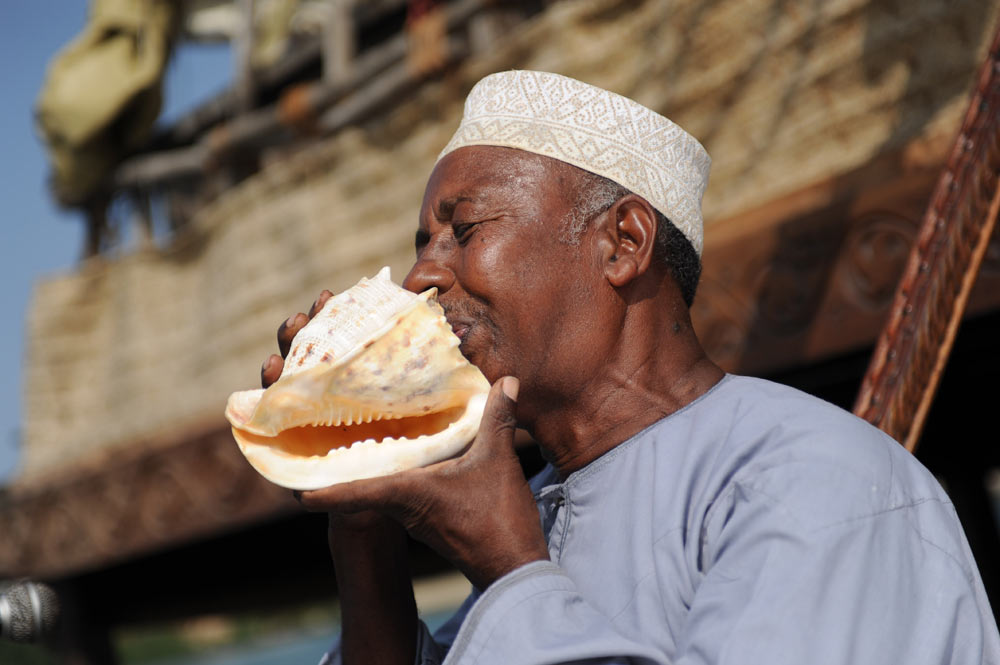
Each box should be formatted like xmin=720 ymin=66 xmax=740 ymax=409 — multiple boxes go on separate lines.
xmin=452 ymin=222 xmax=476 ymax=243
xmin=414 ymin=229 xmax=430 ymax=252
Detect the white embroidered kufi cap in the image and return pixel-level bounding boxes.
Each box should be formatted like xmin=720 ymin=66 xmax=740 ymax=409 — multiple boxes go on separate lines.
xmin=438 ymin=70 xmax=711 ymax=255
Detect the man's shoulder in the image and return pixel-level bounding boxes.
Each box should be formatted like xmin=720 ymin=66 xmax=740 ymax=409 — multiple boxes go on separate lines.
xmin=686 ymin=375 xmax=949 ymax=528
xmin=705 ymin=374 xmax=903 ymax=459
xmin=709 ymin=374 xmax=872 ymax=430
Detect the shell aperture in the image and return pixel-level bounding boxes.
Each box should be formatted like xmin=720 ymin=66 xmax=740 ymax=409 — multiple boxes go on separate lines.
xmin=224 ymin=267 xmax=490 ymax=490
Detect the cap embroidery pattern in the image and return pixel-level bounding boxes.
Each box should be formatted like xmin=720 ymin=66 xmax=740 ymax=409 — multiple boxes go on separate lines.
xmin=438 ymin=70 xmax=711 ymax=255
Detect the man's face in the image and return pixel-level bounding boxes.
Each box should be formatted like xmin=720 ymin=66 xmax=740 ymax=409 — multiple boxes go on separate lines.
xmin=403 ymin=146 xmax=605 ymax=412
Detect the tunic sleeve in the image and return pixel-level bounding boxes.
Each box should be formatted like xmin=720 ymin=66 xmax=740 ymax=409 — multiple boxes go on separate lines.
xmin=442 ymin=561 xmax=668 ymax=664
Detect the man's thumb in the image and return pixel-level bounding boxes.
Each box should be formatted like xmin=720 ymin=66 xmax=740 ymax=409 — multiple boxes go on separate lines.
xmin=478 ymin=376 xmax=519 ymax=449
xmin=500 ymin=376 xmax=519 ymax=403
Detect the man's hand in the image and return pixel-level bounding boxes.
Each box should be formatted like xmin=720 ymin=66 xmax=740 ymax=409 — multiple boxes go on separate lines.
xmin=296 ymin=377 xmax=550 ymax=590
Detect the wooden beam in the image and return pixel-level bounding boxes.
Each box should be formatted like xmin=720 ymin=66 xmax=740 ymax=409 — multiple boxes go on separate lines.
xmin=113 ymin=0 xmax=488 ymax=190
xmin=0 ymin=423 xmax=298 ymax=579
xmin=319 ymin=37 xmax=467 ymax=133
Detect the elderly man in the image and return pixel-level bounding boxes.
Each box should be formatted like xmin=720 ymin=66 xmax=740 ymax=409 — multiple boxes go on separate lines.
xmin=261 ymin=71 xmax=999 ymax=664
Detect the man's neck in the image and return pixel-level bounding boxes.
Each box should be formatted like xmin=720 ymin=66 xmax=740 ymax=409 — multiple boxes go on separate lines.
xmin=526 ymin=313 xmax=725 ymax=480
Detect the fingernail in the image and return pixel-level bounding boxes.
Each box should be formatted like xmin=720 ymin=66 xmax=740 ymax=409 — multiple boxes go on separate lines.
xmin=262 ymin=357 xmax=271 ymax=373
xmin=501 ymin=376 xmax=519 ymax=401
xmin=284 ymin=315 xmax=296 ymax=328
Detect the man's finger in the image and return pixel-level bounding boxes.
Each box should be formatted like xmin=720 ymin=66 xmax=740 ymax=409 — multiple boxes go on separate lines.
xmin=295 ymin=472 xmax=410 ymax=514
xmin=277 ymin=312 xmax=308 ymax=357
xmin=472 ymin=377 xmax=519 ymax=457
xmin=278 ymin=291 xmax=333 ymax=358
xmin=308 ymin=290 xmax=334 ymax=318
xmin=261 ymin=354 xmax=284 ymax=388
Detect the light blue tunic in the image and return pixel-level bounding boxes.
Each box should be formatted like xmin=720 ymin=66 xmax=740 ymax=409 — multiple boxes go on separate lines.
xmin=322 ymin=375 xmax=1000 ymax=664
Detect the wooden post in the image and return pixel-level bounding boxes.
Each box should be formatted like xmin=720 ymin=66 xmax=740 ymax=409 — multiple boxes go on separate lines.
xmin=82 ymin=195 xmax=110 ymax=259
xmin=323 ymin=0 xmax=355 ymax=86
xmin=234 ymin=0 xmax=257 ymax=111
xmin=130 ymin=191 xmax=153 ymax=251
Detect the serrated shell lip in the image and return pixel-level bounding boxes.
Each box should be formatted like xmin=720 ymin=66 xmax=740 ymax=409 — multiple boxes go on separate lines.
xmin=232 ymin=392 xmax=488 ymax=490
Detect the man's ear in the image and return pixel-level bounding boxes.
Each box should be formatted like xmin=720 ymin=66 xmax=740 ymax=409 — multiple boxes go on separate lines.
xmin=595 ymin=195 xmax=657 ymax=288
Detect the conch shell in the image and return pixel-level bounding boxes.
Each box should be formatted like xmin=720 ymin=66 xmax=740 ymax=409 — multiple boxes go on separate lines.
xmin=225 ymin=267 xmax=490 ymax=490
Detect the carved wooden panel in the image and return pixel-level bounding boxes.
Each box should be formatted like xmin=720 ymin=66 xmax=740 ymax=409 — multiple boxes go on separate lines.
xmin=693 ymin=145 xmax=1000 ymax=376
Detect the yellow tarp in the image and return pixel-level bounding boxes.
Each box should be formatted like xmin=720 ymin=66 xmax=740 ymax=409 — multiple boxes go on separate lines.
xmin=35 ymin=0 xmax=178 ymax=205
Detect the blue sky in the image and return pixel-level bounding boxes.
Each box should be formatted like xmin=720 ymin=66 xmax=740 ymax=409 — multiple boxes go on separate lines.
xmin=1 ymin=4 xmax=231 ymax=481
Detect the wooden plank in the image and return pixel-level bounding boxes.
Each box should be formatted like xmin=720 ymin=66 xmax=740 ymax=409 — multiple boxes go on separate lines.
xmin=0 ymin=424 xmax=298 ymax=579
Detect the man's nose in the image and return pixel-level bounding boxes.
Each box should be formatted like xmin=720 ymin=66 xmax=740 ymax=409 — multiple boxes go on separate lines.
xmin=403 ymin=258 xmax=456 ymax=295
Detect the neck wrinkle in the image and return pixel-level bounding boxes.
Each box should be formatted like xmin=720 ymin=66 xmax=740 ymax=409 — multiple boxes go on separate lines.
xmin=527 ymin=315 xmax=723 ymax=480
